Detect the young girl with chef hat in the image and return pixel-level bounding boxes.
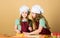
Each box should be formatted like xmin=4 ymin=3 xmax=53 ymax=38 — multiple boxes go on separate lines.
xmin=15 ymin=5 xmax=33 ymax=36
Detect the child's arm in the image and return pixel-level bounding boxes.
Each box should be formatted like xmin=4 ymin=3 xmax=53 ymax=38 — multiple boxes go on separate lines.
xmin=24 ymin=26 xmax=43 ymax=35
xmin=15 ymin=19 xmax=21 ymax=34
xmin=15 ymin=25 xmax=21 ymax=34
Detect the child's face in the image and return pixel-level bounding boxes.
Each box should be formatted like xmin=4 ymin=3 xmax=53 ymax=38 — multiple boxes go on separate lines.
xmin=21 ymin=11 xmax=28 ymax=18
xmin=31 ymin=12 xmax=36 ymax=18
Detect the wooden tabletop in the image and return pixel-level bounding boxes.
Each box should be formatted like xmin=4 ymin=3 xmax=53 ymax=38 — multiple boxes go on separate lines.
xmin=0 ymin=34 xmax=51 ymax=38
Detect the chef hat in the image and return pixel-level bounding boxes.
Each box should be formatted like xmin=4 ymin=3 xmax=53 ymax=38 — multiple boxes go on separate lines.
xmin=19 ymin=5 xmax=30 ymax=14
xmin=31 ymin=5 xmax=44 ymax=14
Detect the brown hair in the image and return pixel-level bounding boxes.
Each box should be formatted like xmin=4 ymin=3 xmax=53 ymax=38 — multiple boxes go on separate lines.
xmin=32 ymin=14 xmax=50 ymax=30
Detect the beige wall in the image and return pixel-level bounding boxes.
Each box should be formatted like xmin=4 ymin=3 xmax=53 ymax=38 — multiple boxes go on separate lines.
xmin=0 ymin=0 xmax=60 ymax=36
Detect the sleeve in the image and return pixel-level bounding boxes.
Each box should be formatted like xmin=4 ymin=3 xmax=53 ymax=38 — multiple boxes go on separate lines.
xmin=39 ymin=18 xmax=46 ymax=28
xmin=15 ymin=19 xmax=21 ymax=30
xmin=15 ymin=19 xmax=20 ymax=25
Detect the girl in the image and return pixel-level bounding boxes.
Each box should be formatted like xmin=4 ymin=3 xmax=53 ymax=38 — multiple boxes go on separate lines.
xmin=15 ymin=5 xmax=32 ymax=35
xmin=24 ymin=5 xmax=51 ymax=35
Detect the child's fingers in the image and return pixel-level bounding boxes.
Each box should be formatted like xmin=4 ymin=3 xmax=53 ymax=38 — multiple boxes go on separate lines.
xmin=28 ymin=27 xmax=32 ymax=31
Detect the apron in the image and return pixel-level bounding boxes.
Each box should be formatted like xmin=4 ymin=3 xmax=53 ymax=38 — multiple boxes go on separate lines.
xmin=21 ymin=22 xmax=30 ymax=33
xmin=35 ymin=21 xmax=51 ymax=35
xmin=16 ymin=21 xmax=30 ymax=37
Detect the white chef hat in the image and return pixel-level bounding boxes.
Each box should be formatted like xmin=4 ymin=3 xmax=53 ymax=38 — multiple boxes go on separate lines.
xmin=19 ymin=5 xmax=30 ymax=14
xmin=31 ymin=5 xmax=44 ymax=14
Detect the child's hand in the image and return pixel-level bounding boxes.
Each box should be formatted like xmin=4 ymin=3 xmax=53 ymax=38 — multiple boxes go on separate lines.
xmin=28 ymin=27 xmax=32 ymax=31
xmin=23 ymin=32 xmax=30 ymax=35
xmin=16 ymin=30 xmax=20 ymax=34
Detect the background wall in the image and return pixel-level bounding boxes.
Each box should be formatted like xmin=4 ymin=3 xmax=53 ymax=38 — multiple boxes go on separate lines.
xmin=0 ymin=0 xmax=60 ymax=36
